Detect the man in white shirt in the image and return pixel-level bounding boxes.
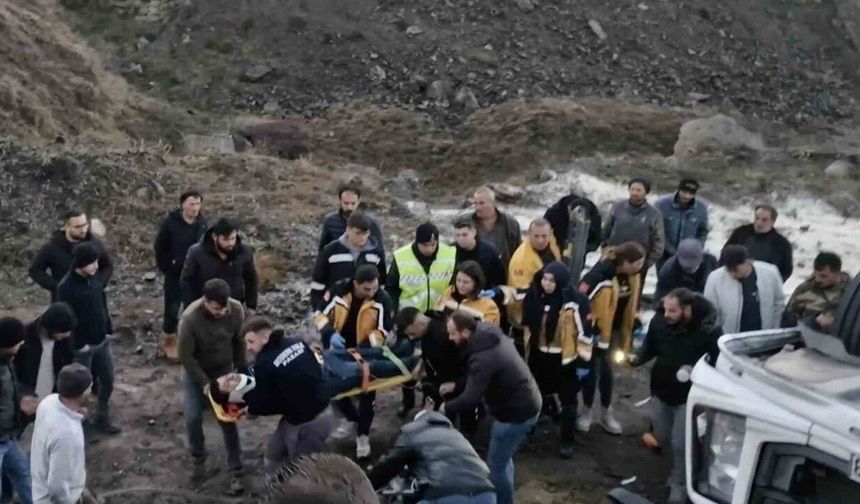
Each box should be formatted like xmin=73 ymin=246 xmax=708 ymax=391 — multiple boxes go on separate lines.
xmin=30 ymin=364 xmax=92 ymax=504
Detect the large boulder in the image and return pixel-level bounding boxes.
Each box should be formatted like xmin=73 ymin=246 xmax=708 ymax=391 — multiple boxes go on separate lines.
xmin=674 ymin=114 xmax=764 ymax=160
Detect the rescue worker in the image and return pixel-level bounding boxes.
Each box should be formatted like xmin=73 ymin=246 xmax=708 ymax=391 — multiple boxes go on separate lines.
xmin=434 ymin=261 xmax=501 ymax=325
xmin=522 ymin=261 xmax=594 ymax=458
xmin=387 ymin=223 xmax=456 ymax=313
xmin=577 ymin=242 xmax=645 ymax=435
xmin=154 ymin=190 xmax=207 ymax=361
xmin=469 ymin=186 xmax=522 ymax=269
xmin=314 ymin=265 xmax=394 ymax=459
xmin=318 ymin=183 xmax=384 ymax=251
xmin=507 ymin=218 xmax=561 ymax=354
xmin=180 ymin=217 xmax=258 ymax=313
xmin=724 ymin=204 xmax=793 ymax=282
xmin=311 ymin=212 xmax=386 ymax=310
xmin=783 ymin=252 xmax=849 ymax=327
xmin=654 ymin=178 xmax=709 ymax=270
xmin=453 ymin=216 xmax=506 ymax=289
xmin=603 ymin=177 xmax=664 ymax=295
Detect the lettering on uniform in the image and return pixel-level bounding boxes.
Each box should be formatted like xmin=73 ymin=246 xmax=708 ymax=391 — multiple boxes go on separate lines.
xmin=274 ymin=342 xmax=306 ymax=367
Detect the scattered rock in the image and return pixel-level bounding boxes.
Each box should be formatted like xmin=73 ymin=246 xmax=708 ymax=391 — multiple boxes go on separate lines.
xmin=685 ymin=92 xmax=711 ymax=104
xmin=539 ymin=168 xmax=558 ymax=182
xmin=588 ymin=19 xmax=607 ymax=40
xmin=455 ymin=87 xmax=480 ymax=111
xmin=369 ymin=65 xmax=387 ymax=82
xmin=488 ymin=183 xmax=525 ymax=203
xmin=405 ymin=201 xmax=428 ymax=215
xmin=382 ymin=168 xmax=422 ymax=197
xmin=673 ymin=114 xmax=765 ymax=160
xmin=182 ymin=134 xmax=236 ymax=155
xmin=405 ymin=25 xmax=423 ymax=36
xmin=143 ymin=272 xmax=157 ymax=282
xmin=514 ymin=0 xmax=535 ymax=12
xmin=427 ymin=80 xmax=454 ymax=100
xmin=241 ymin=64 xmax=273 ymax=83
xmin=467 ymin=48 xmax=499 ymax=66
xmin=233 ymin=121 xmax=311 ymax=159
xmin=263 ymin=100 xmax=282 ymax=114
xmin=824 ymin=159 xmax=856 ymax=179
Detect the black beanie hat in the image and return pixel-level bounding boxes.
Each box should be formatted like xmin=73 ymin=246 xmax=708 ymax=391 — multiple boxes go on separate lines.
xmin=40 ymin=303 xmax=78 ymax=334
xmin=72 ymin=243 xmax=100 ymax=269
xmin=57 ymin=363 xmax=93 ymax=399
xmin=628 ymin=177 xmax=652 ymax=194
xmin=415 ymin=222 xmax=439 ymax=244
xmin=0 ymin=317 xmax=25 ymax=349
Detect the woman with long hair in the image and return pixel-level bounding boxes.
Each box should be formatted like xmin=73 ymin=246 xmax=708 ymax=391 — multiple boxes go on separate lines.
xmin=576 ymin=242 xmax=645 ymax=435
xmin=434 ymin=261 xmax=500 ymax=325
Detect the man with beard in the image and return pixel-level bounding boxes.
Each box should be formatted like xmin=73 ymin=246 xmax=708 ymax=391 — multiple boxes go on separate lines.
xmin=216 ymin=317 xmax=334 ymax=473
xmin=318 ymin=183 xmax=384 ymax=251
xmin=181 ymin=218 xmax=258 ymax=313
xmin=724 ymin=204 xmax=793 ymax=282
xmin=783 ymin=252 xmax=850 ymax=327
xmin=655 ymin=178 xmax=709 ymax=270
xmin=441 ymin=312 xmax=541 ymax=504
xmin=178 ymin=279 xmax=246 ymax=495
xmin=154 ymin=190 xmax=207 ymax=361
xmin=29 ymin=210 xmax=114 ymax=302
xmin=630 ymin=288 xmax=722 ymax=504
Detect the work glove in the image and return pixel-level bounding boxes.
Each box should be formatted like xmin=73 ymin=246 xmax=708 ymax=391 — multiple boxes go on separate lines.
xmin=575 ymin=366 xmax=591 ymax=380
xmin=330 ymin=332 xmax=346 ymax=349
xmin=478 ymin=288 xmax=497 ymax=299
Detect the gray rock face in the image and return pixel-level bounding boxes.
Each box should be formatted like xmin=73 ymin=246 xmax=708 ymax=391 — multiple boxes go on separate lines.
xmin=674 ymin=114 xmax=764 ymax=160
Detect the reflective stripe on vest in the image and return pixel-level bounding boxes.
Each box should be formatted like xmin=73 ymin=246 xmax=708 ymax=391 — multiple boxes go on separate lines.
xmin=393 ymin=244 xmax=456 ymax=312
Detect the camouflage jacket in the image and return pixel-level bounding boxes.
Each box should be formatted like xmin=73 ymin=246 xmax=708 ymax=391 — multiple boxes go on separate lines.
xmin=786 ymin=272 xmax=850 ymax=320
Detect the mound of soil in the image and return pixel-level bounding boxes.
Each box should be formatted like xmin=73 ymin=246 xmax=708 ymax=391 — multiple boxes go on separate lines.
xmin=62 ymin=0 xmax=860 ymax=125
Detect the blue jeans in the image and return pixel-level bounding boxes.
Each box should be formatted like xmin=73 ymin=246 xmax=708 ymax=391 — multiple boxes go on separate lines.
xmin=182 ymin=369 xmax=242 ymax=472
xmin=0 ymin=441 xmax=31 ymax=504
xmin=419 ymin=492 xmax=497 ymax=504
xmin=486 ymin=415 xmax=538 ymax=504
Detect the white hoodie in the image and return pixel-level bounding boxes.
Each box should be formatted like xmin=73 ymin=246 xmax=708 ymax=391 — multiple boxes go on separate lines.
xmin=704 ymin=261 xmax=785 ymax=334
xmin=30 ymin=394 xmax=86 ymax=504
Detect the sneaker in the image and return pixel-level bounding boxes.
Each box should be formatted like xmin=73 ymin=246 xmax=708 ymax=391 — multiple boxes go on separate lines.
xmin=94 ymin=420 xmax=122 ymax=435
xmin=331 ymin=421 xmax=356 ymax=441
xmin=575 ymin=408 xmax=592 ymax=433
xmin=225 ymin=475 xmax=245 ymax=496
xmin=599 ymin=406 xmax=622 ymax=435
xmin=356 ymin=435 xmax=371 ymax=459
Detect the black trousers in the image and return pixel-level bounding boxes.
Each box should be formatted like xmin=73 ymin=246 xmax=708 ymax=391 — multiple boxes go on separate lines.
xmin=163 ymin=272 xmax=183 ymax=334
xmin=334 ymin=392 xmax=375 ymax=436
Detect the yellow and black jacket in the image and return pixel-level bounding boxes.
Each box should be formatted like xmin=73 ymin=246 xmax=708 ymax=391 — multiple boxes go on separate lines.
xmin=506 ymin=239 xmax=561 ymax=325
xmin=434 ymin=285 xmax=501 ymax=326
xmin=314 ymin=280 xmax=394 ymax=348
xmin=522 ymin=274 xmax=594 ymax=364
xmin=580 ymin=260 xmax=640 ymax=353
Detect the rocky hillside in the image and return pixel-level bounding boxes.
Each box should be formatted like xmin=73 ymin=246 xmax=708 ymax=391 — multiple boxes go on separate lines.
xmin=63 ymin=0 xmax=860 ymax=126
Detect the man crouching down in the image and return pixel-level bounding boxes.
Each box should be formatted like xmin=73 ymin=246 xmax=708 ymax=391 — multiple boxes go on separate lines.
xmin=216 ymin=317 xmax=336 ymax=474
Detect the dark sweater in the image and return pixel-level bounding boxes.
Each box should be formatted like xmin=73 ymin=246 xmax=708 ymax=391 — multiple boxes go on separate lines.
xmin=154 ymin=210 xmax=207 ymax=275
xmin=318 ymin=210 xmax=384 ymax=251
xmin=180 ymin=228 xmax=258 ymax=308
xmin=178 ymin=299 xmax=246 ymax=387
xmin=29 ymin=231 xmax=113 ymax=299
xmin=243 ymin=331 xmax=329 ymax=425
xmin=445 ymin=323 xmax=541 ymax=423
xmin=655 ymin=253 xmax=718 ymax=301
xmin=15 ymin=321 xmax=75 ymax=396
xmin=725 ymin=224 xmax=793 ymax=281
xmin=634 ymin=295 xmax=722 ymax=405
xmin=56 ymin=271 xmax=108 ymax=349
xmin=454 ymin=240 xmax=506 ymax=288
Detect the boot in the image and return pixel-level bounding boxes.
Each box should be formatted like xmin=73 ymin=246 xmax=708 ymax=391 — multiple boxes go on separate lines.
xmin=558 ymin=405 xmax=576 ymax=459
xmin=160 ymin=333 xmax=179 ymax=363
xmin=599 ymin=406 xmax=623 ymax=435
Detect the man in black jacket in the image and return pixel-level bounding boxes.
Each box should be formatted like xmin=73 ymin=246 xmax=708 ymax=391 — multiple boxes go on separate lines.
xmin=153 ymin=190 xmax=207 ymax=361
xmin=442 ymin=313 xmax=541 ymax=504
xmin=453 ymin=216 xmax=506 ymax=289
xmin=368 ymin=410 xmax=495 ymax=504
xmin=724 ymin=204 xmax=793 ymax=282
xmin=15 ymin=303 xmax=77 ymax=400
xmin=180 ymin=217 xmax=259 ymax=311
xmin=631 ymin=288 xmax=722 ymax=504
xmin=311 ymin=212 xmax=386 ymax=310
xmin=220 ymin=317 xmax=334 ymax=473
xmin=0 ymin=318 xmax=34 ymax=504
xmin=318 ymin=183 xmax=384 ymax=251
xmin=29 ymin=210 xmax=114 ymax=301
xmin=543 ymin=192 xmax=603 ymax=254
xmin=56 ymin=243 xmax=120 ymax=434
xmin=655 ymin=239 xmax=718 ymax=301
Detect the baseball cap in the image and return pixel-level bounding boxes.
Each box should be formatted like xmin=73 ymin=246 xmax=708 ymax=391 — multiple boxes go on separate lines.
xmin=676 ymin=239 xmax=704 ymax=271
xmin=678 ymin=178 xmax=700 ymax=194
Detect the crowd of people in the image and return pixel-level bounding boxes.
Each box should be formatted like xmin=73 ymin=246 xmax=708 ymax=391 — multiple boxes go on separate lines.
xmin=0 ymin=176 xmax=851 ymax=504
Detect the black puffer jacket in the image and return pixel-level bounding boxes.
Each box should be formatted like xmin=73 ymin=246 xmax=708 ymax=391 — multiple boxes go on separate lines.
xmin=634 ymin=293 xmax=722 ymax=405
xmin=368 ymin=411 xmax=494 ymax=500
xmin=56 ymin=271 xmax=109 ymax=349
xmin=180 ymin=228 xmax=258 ymax=308
xmin=15 ymin=320 xmax=75 ymax=397
xmin=445 ymin=322 xmax=542 ymax=423
xmin=154 ymin=210 xmax=207 ymax=275
xmin=28 ymin=231 xmax=114 ymax=298
xmin=543 ymin=193 xmax=603 ymax=253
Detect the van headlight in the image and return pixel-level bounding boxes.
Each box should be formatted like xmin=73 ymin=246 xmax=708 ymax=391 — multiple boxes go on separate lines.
xmin=694 ymin=408 xmax=746 ymax=503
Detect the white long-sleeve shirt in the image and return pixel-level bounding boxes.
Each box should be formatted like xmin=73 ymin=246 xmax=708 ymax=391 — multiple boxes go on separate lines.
xmin=30 ymin=394 xmax=86 ymax=504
